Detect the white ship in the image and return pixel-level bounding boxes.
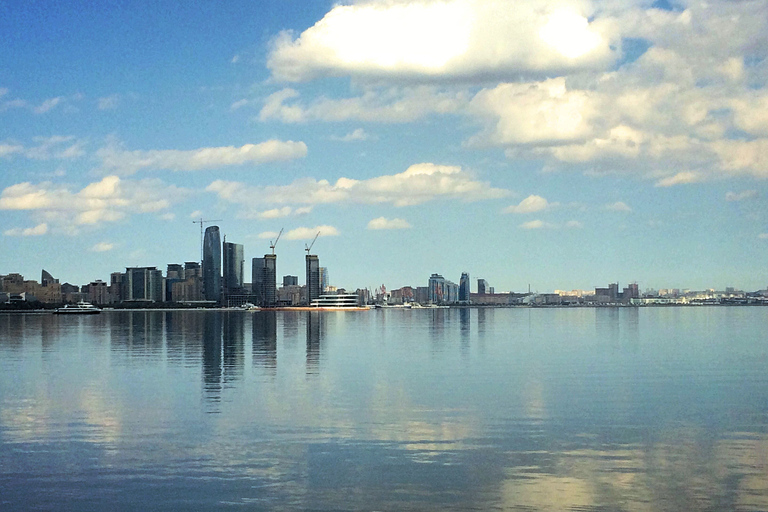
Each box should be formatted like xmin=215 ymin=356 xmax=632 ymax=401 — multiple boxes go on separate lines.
xmin=54 ymin=301 xmax=102 ymax=314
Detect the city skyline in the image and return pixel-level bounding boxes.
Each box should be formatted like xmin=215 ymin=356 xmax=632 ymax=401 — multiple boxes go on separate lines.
xmin=2 ymin=1 xmax=767 ymax=292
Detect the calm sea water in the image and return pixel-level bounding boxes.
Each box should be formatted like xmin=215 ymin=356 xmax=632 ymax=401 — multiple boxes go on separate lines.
xmin=1 ymin=307 xmax=767 ymax=511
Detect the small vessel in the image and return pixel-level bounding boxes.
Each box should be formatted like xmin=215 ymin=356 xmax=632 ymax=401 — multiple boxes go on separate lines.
xmin=54 ymin=301 xmax=102 ymax=314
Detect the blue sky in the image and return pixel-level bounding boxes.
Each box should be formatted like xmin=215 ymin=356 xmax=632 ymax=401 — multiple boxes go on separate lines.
xmin=1 ymin=0 xmax=767 ymax=293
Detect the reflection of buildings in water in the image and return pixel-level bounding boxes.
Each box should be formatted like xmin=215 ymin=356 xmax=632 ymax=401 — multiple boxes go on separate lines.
xmin=202 ymin=313 xmax=222 ymax=402
xmin=109 ymin=311 xmax=163 ymax=358
xmin=595 ymin=307 xmax=639 ymax=347
xmin=282 ymin=311 xmax=300 ymax=349
xmin=222 ymin=312 xmax=245 ymax=383
xmin=428 ymin=308 xmax=447 ymax=343
xmin=306 ymin=312 xmax=324 ymax=375
xmin=0 ymin=314 xmax=31 ymax=351
xmin=165 ymin=310 xmax=205 ymax=366
xmin=40 ymin=314 xmax=62 ymax=352
xmin=252 ymin=311 xmax=277 ymax=370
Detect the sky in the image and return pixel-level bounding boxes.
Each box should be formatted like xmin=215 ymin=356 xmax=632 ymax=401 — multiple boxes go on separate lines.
xmin=1 ymin=0 xmax=767 ymax=293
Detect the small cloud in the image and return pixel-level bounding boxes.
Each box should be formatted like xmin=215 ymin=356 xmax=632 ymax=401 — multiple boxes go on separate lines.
xmin=725 ymin=190 xmax=758 ymax=202
xmin=230 ymin=99 xmax=249 ymax=110
xmin=258 ymin=207 xmax=294 ymax=219
xmin=4 ymin=223 xmax=48 ymax=236
xmin=519 ymin=219 xmax=555 ymax=230
xmin=565 ymin=220 xmax=583 ymax=229
xmin=605 ymin=201 xmax=631 ymax=212
xmin=97 ymin=95 xmax=120 ymax=110
xmin=159 ymin=212 xmax=175 ymax=221
xmin=504 ymin=195 xmax=552 ymax=214
xmin=367 ymin=217 xmax=411 ymax=230
xmin=231 ymin=55 xmax=240 ymax=64
xmin=90 ymin=242 xmax=114 ymax=252
xmin=190 ymin=210 xmax=203 ymax=218
xmin=33 ymin=97 xmax=62 ymax=114
xmin=331 ymin=128 xmax=371 ymax=142
xmin=759 ymin=233 xmax=768 ymax=240
xmin=257 ymin=231 xmax=280 ymax=240
xmin=284 ymin=225 xmax=339 ymax=240
xmin=655 ymin=172 xmax=701 ymax=187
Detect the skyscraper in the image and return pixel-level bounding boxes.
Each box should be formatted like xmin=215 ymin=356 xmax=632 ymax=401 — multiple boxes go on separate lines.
xmin=477 ymin=279 xmax=489 ymax=295
xmin=222 ymin=241 xmax=244 ymax=295
xmin=252 ymin=254 xmax=276 ymax=306
xmin=459 ymin=272 xmax=470 ymax=303
xmin=319 ymin=267 xmax=329 ymax=293
xmin=306 ymin=254 xmax=320 ymax=303
xmin=203 ymin=226 xmax=221 ymax=303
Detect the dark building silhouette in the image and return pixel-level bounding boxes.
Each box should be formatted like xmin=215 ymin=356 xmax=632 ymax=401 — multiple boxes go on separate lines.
xmin=306 ymin=254 xmax=320 ymax=304
xmin=203 ymin=226 xmax=221 ymax=303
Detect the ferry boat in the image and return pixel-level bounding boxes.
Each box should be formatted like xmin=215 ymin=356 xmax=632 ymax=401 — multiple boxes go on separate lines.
xmin=309 ymin=294 xmax=370 ymax=311
xmin=54 ymin=301 xmax=102 ymax=314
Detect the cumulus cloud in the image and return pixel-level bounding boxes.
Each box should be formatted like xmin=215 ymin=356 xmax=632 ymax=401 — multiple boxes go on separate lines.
xmin=90 ymin=242 xmax=114 ymax=252
xmin=284 ymin=225 xmax=339 ymax=240
xmin=3 ymin=223 xmax=48 ymax=237
xmin=367 ymin=217 xmax=412 ymax=230
xmin=605 ymin=201 xmax=631 ymax=212
xmin=267 ymin=0 xmax=618 ymax=82
xmin=519 ymin=219 xmax=555 ymax=230
xmin=97 ymin=139 xmax=308 ymax=175
xmin=725 ymin=190 xmax=758 ymax=202
xmin=0 ymin=175 xmax=188 ymax=230
xmin=503 ymin=195 xmax=551 ymax=214
xmin=207 ymin=163 xmax=508 ymax=213
xmin=260 ymin=87 xmax=467 ymax=123
xmin=254 ymin=206 xmax=313 ymax=219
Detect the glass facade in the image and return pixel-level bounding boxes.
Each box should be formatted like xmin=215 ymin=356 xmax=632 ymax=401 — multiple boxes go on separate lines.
xmin=203 ymin=226 xmax=221 ymax=303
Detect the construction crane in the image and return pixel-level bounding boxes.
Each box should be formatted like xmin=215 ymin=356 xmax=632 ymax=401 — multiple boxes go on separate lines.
xmin=305 ymin=231 xmax=320 ymax=255
xmin=192 ymin=218 xmax=222 ymax=262
xmin=269 ymin=228 xmax=284 ymax=255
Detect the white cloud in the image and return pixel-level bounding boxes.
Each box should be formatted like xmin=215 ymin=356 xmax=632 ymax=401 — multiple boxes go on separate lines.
xmin=206 ymin=163 xmax=509 ymax=213
xmin=330 ymin=128 xmax=371 ymax=142
xmin=260 ymin=87 xmax=467 ymax=124
xmin=255 ymin=206 xmax=312 ymax=219
xmin=267 ymin=0 xmax=618 ymax=82
xmin=503 ymin=195 xmax=551 ymax=214
xmin=90 ymin=242 xmax=114 ymax=252
xmin=33 ymin=97 xmax=62 ymax=114
xmin=605 ymin=201 xmax=631 ymax=212
xmin=284 ymin=225 xmax=339 ymax=240
xmin=759 ymin=233 xmax=768 ymax=240
xmin=725 ymin=190 xmax=758 ymax=202
xmin=469 ymin=78 xmax=596 ymax=146
xmin=0 ymin=176 xmax=188 ymax=230
xmin=97 ymin=95 xmax=120 ymax=110
xmin=3 ymin=223 xmax=48 ymax=237
xmin=654 ymin=171 xmax=702 ymax=188
xmin=189 ymin=210 xmax=203 ymax=218
xmin=97 ymin=139 xmax=308 ymax=175
xmin=367 ymin=217 xmax=412 ymax=230
xmin=0 ymin=143 xmax=24 ymax=158
xmin=519 ymin=219 xmax=555 ymax=230
xmin=564 ymin=220 xmax=583 ymax=229
xmin=257 ymin=231 xmax=280 ymax=240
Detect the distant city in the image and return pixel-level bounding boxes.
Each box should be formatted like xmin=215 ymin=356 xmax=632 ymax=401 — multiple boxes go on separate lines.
xmin=2 ymin=225 xmax=767 ymax=308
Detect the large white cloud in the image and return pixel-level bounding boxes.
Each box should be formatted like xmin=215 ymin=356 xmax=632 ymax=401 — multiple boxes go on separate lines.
xmin=97 ymin=140 xmax=308 ymax=175
xmin=0 ymin=176 xmax=189 ymax=231
xmin=207 ymin=163 xmax=509 ymax=214
xmin=267 ymin=0 xmax=619 ymax=82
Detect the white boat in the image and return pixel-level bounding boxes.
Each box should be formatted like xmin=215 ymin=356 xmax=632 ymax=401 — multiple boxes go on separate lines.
xmin=54 ymin=301 xmax=101 ymax=314
xmin=309 ymin=294 xmax=370 ymax=310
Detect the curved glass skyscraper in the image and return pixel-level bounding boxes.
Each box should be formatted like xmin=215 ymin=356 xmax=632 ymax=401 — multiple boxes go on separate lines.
xmin=203 ymin=226 xmax=221 ymax=303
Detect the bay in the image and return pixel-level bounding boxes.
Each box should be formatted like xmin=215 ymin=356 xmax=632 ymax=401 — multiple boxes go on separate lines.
xmin=1 ymin=307 xmax=767 ymax=511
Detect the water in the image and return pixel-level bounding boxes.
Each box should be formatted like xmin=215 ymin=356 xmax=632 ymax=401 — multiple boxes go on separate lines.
xmin=1 ymin=307 xmax=767 ymax=511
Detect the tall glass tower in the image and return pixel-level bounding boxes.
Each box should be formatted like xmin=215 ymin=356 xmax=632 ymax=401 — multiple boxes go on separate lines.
xmin=459 ymin=272 xmax=470 ymax=303
xmin=203 ymin=226 xmax=221 ymax=303
xmin=305 ymin=254 xmax=320 ymax=303
xmin=222 ymin=241 xmax=244 ymax=295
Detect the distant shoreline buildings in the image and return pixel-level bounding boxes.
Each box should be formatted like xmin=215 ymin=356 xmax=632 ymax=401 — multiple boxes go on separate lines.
xmin=1 ymin=226 xmax=767 ymax=308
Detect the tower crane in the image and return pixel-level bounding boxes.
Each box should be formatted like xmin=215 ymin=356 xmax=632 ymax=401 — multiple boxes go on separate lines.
xmin=305 ymin=231 xmax=320 ymax=255
xmin=192 ymin=218 xmax=222 ymax=262
xmin=269 ymin=228 xmax=284 ymax=255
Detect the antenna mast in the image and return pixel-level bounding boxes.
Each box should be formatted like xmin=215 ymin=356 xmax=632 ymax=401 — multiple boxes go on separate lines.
xmin=192 ymin=218 xmax=222 ymax=262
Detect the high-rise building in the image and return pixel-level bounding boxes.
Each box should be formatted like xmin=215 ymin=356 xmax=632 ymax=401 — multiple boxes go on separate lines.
xmin=283 ymin=275 xmax=298 ymax=287
xmin=124 ymin=267 xmax=164 ymax=302
xmin=306 ymin=254 xmax=320 ymax=303
xmin=477 ymin=279 xmax=489 ymax=295
xmin=319 ymin=267 xmax=329 ymax=293
xmin=166 ymin=264 xmax=184 ymax=280
xmin=252 ymin=255 xmax=277 ymax=306
xmin=222 ymin=241 xmax=244 ymax=295
xmin=203 ymin=226 xmax=221 ymax=303
xmin=459 ymin=272 xmax=470 ymax=303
